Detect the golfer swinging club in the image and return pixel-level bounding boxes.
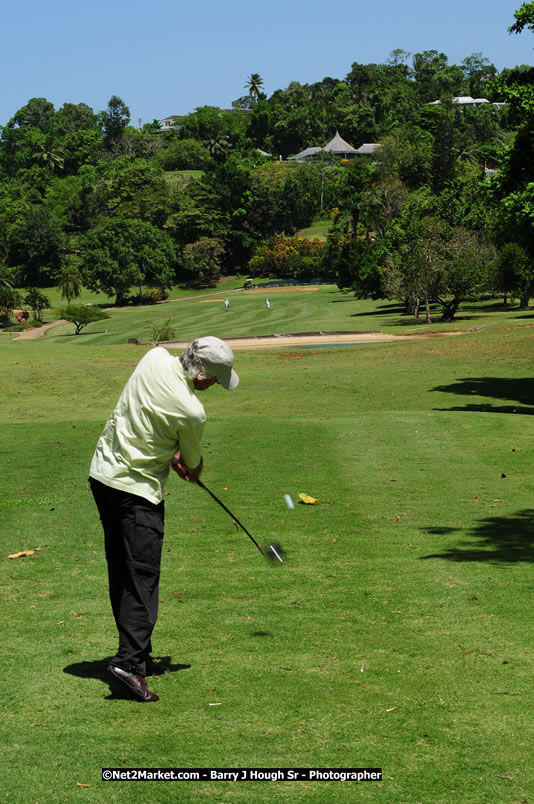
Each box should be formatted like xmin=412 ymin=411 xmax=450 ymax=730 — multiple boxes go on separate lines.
xmin=89 ymin=337 xmax=239 ymax=702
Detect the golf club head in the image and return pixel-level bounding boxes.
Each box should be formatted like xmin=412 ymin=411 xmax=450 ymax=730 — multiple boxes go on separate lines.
xmin=263 ymin=542 xmax=285 ymax=563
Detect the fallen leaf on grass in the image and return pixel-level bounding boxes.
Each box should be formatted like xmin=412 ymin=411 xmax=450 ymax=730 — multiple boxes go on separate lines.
xmin=299 ymin=493 xmax=318 ymax=504
xmin=70 ymin=612 xmax=84 ymax=618
xmin=8 ymin=551 xmax=34 ymax=559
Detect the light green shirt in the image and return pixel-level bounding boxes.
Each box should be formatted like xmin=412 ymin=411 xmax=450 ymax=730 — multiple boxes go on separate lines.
xmin=89 ymin=347 xmax=205 ymax=504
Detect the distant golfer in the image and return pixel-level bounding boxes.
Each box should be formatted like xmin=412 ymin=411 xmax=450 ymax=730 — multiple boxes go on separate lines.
xmin=89 ymin=338 xmax=239 ymax=702
xmin=224 ymin=298 xmax=229 ymax=311
xmin=266 ymin=298 xmax=271 ymax=309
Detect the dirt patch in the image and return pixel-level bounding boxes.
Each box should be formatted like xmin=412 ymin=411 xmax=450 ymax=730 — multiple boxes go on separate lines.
xmin=164 ymin=330 xmax=466 ymax=351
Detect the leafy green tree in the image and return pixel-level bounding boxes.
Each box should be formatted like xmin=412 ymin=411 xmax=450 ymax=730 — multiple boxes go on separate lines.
xmin=412 ymin=51 xmax=463 ymax=103
xmin=491 ymin=242 xmax=529 ymax=302
xmin=98 ymin=158 xmax=170 ymax=226
xmin=332 ymin=158 xmax=376 ymax=237
xmin=374 ymin=130 xmax=433 ymax=189
xmin=12 ymin=98 xmax=55 ymax=130
xmin=509 ymin=1 xmax=534 ymax=34
xmin=100 ymin=95 xmax=130 ymax=152
xmin=81 ymin=219 xmax=176 ymax=305
xmin=436 ymin=227 xmax=495 ymax=319
xmin=56 ymin=304 xmax=111 ymax=334
xmin=383 ymin=215 xmax=494 ymax=321
xmin=460 ymin=53 xmax=497 ymax=97
xmin=324 ymin=231 xmax=381 ymax=296
xmin=383 ymin=216 xmax=450 ymax=322
xmin=182 ymin=237 xmax=224 ymax=287
xmin=179 ymin=106 xmax=247 ymax=148
xmin=490 ymin=5 xmax=534 ymax=306
xmin=8 ymin=206 xmax=65 ymax=285
xmin=23 ymin=287 xmax=50 ymax=320
xmin=157 ymin=136 xmax=210 ymax=170
xmin=164 ymin=181 xmax=226 ymax=248
xmin=430 ymin=99 xmax=457 ymax=193
xmin=50 ymin=102 xmax=102 ymax=173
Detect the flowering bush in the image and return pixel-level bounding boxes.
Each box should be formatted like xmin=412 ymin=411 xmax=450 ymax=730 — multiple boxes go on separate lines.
xmin=248 ymin=235 xmax=325 ymax=280
xmin=148 ymin=319 xmax=176 ymax=343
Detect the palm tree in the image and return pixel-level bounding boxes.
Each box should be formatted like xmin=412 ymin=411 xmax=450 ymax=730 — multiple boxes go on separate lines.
xmin=0 ymin=265 xmax=14 ymax=289
xmin=245 ymin=73 xmax=264 ymax=100
xmin=208 ymin=134 xmax=231 ymax=161
xmin=57 ymin=264 xmax=82 ymax=306
xmin=34 ymin=146 xmax=65 ymax=172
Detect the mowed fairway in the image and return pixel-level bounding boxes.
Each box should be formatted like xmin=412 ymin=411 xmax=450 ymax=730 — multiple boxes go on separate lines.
xmin=1 ymin=306 xmax=534 ymax=802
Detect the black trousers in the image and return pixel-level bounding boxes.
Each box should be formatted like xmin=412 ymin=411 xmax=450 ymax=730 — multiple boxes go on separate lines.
xmin=90 ymin=477 xmax=164 ymax=677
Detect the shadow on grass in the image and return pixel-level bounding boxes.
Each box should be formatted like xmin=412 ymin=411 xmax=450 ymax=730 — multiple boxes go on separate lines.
xmin=63 ymin=657 xmax=191 ymax=700
xmin=349 ymin=306 xmax=407 ymax=317
xmin=420 ymin=509 xmax=534 ymax=563
xmin=431 ymin=376 xmax=534 ymax=414
xmin=55 ymin=330 xmax=109 ymax=338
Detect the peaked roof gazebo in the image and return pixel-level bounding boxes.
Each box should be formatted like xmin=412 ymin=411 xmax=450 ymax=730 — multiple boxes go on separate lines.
xmin=323 ymin=130 xmax=358 ymax=156
xmin=288 ymin=131 xmax=358 ymax=161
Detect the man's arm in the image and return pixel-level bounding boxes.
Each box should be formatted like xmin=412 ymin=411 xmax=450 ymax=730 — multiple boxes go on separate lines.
xmin=171 ymin=451 xmax=203 ymax=482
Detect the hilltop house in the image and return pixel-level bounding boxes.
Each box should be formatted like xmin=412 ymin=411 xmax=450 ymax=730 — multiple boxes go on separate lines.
xmin=159 ymin=115 xmax=185 ymax=131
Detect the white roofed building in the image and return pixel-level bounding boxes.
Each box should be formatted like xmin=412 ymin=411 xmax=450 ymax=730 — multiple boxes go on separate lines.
xmin=427 ymin=96 xmax=505 ymax=108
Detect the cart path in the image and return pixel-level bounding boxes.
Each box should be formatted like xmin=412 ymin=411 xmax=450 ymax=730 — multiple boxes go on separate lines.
xmin=13 ymin=320 xmax=67 ymax=340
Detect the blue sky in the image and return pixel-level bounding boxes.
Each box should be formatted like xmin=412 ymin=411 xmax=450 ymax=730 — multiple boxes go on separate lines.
xmin=1 ymin=0 xmax=532 ymax=126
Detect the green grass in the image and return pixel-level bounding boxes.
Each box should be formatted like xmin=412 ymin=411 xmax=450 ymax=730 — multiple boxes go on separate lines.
xmin=163 ymin=169 xmax=204 ymax=191
xmin=17 ymin=285 xmax=534 ymax=349
xmin=2 ymin=300 xmax=534 ymax=801
xmin=297 ymin=218 xmax=332 ymax=241
xmin=8 ymin=275 xmax=247 ymax=311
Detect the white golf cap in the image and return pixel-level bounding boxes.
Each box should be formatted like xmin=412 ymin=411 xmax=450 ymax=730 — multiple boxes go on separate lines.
xmin=193 ymin=336 xmax=239 ymax=390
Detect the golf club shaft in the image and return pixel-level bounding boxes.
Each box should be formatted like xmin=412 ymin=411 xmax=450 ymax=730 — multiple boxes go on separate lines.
xmin=196 ymin=479 xmax=266 ymax=558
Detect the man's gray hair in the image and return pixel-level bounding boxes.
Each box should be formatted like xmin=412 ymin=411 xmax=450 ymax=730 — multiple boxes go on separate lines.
xmin=181 ymin=340 xmax=212 ymax=380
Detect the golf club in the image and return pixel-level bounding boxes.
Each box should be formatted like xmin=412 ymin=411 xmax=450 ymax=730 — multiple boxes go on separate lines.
xmin=196 ymin=479 xmax=284 ymax=563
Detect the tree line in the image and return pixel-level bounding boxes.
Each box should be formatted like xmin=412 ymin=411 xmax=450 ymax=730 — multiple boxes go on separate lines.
xmin=0 ymin=2 xmax=533 ymax=322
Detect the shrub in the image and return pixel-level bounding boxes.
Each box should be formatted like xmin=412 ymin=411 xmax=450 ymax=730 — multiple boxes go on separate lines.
xmin=248 ymin=235 xmax=324 ymax=280
xmin=131 ymin=288 xmax=169 ymax=305
xmin=147 ymin=319 xmax=176 ymax=343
